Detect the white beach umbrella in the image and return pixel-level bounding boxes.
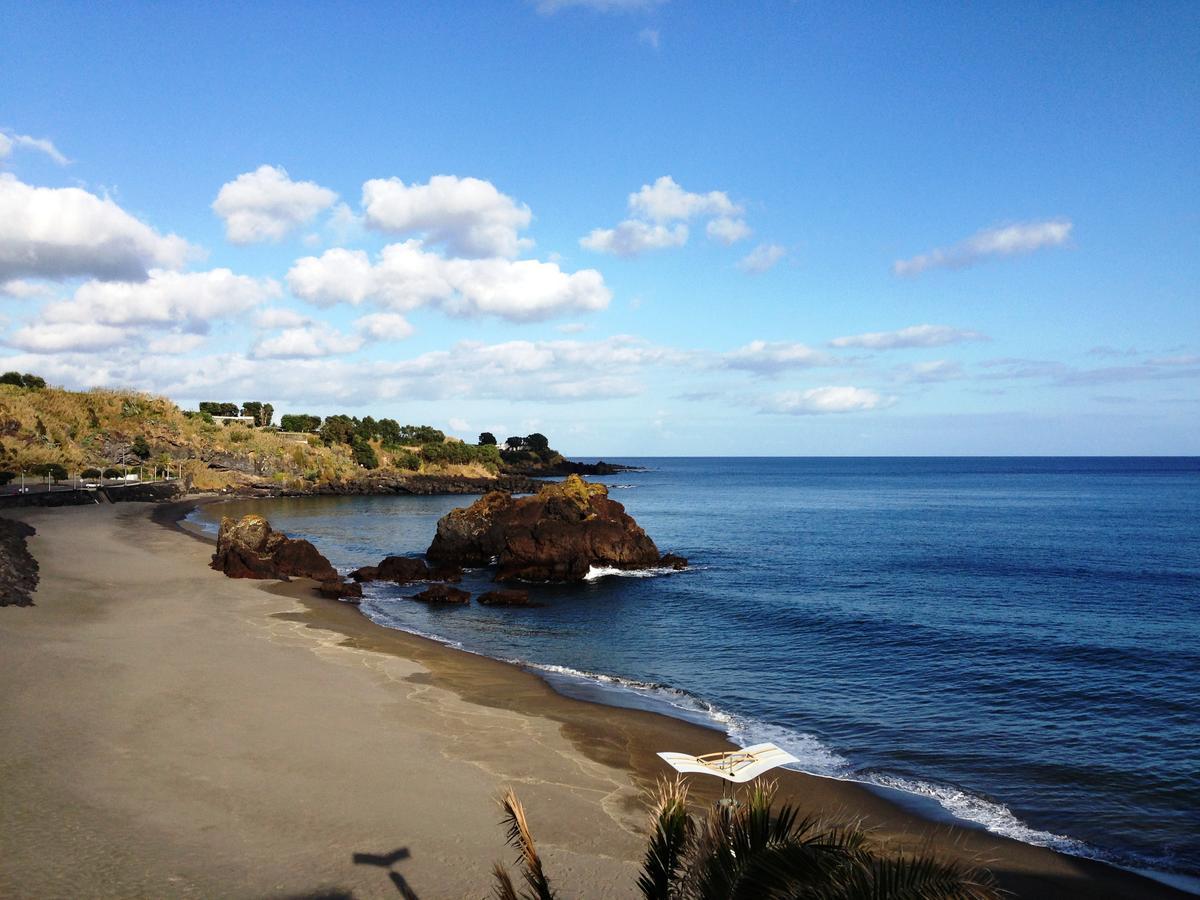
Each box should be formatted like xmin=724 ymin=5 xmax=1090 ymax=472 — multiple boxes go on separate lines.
xmin=657 ymin=742 xmax=800 ymax=784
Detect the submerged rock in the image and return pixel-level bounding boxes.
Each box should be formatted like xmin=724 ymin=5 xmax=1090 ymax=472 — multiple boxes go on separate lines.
xmin=349 ymin=556 xmax=463 ymax=584
xmin=410 ymin=584 xmax=470 ymax=604
xmin=350 ymin=555 xmax=429 ymax=584
xmin=318 ymin=579 xmax=363 ymax=602
xmin=476 ymin=589 xmax=532 ymax=607
xmin=211 ymin=514 xmax=338 ymax=582
xmin=426 ymin=474 xmax=686 ymax=583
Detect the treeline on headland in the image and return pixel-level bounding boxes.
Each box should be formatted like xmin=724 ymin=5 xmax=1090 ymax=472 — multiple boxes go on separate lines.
xmin=0 ymin=375 xmax=596 ymax=495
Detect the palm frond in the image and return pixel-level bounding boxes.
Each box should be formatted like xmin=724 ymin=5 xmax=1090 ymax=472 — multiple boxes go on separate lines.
xmin=830 ymin=853 xmax=1001 ymax=900
xmin=492 ymin=862 xmax=521 ymax=900
xmin=497 ymin=788 xmax=556 ymax=900
xmin=637 ymin=776 xmax=693 ymax=900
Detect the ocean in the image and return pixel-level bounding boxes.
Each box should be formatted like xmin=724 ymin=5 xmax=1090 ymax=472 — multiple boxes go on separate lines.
xmin=189 ymin=457 xmax=1200 ymax=888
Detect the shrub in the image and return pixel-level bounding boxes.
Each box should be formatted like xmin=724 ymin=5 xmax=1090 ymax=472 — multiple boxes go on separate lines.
xmin=478 ymin=431 xmax=497 ymax=445
xmin=81 ymin=468 xmax=102 ymax=479
xmin=0 ymin=471 xmax=15 ymax=486
xmin=419 ymin=441 xmax=501 ymax=469
xmin=390 ymin=449 xmax=421 ymax=471
xmin=103 ymin=467 xmax=122 ymax=479
xmin=351 ymin=435 xmax=379 ymax=469
xmin=131 ymin=435 xmax=151 ymax=459
xmin=228 ymin=426 xmax=252 ymax=443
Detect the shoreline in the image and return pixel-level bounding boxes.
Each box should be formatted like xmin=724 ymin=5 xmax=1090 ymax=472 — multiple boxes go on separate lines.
xmin=1 ymin=500 xmax=1191 ymax=898
xmin=165 ymin=496 xmax=1196 ymax=896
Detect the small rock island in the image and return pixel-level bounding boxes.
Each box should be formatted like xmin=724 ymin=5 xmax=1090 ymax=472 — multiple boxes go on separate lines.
xmin=426 ymin=474 xmax=686 ymax=582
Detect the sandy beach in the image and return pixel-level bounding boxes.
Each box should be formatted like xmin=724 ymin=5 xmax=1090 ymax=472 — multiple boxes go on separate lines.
xmin=0 ymin=501 xmax=1190 ymax=899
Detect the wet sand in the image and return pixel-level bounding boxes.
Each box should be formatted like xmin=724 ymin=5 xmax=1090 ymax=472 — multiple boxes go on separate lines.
xmin=0 ymin=502 xmax=1189 ymax=899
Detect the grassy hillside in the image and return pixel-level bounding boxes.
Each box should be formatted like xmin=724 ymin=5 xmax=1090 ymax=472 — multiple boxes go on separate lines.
xmin=0 ymin=384 xmax=496 ymax=491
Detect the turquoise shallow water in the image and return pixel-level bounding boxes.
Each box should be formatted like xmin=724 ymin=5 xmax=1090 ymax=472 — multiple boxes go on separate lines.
xmin=191 ymin=457 xmax=1200 ymax=886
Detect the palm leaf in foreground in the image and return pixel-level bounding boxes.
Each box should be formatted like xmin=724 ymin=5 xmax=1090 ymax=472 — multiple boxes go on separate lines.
xmin=493 ymin=788 xmax=556 ymax=900
xmin=637 ymin=776 xmax=693 ymax=899
xmin=826 ymin=852 xmax=1001 ymax=900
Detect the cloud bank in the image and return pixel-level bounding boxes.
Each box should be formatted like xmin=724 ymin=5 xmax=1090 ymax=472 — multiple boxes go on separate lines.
xmin=287 ymin=240 xmax=610 ymax=321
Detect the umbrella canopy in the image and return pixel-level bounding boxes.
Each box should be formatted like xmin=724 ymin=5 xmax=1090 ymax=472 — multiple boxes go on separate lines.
xmin=657 ymin=742 xmax=800 ymax=783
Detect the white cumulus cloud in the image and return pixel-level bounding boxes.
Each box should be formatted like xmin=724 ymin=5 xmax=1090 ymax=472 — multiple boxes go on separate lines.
xmin=287 ymin=240 xmax=610 ymax=322
xmin=706 ymin=216 xmax=751 ymax=245
xmin=829 ymin=324 xmax=987 ymax=350
xmin=579 ymin=220 xmax=688 ymax=257
xmin=762 ymin=386 xmax=888 ymax=415
xmin=253 ymin=326 xmax=363 ymax=359
xmin=0 ymin=173 xmax=193 ymax=282
xmin=583 ymin=175 xmax=749 ymax=256
xmin=212 ymin=165 xmax=338 ymax=244
xmin=43 ymin=268 xmax=279 ymax=331
xmin=0 ymin=279 xmax=56 ymax=299
xmin=362 ymin=175 xmax=532 ymax=258
xmin=629 ymin=175 xmax=740 ymax=223
xmin=354 ymin=312 xmax=414 ymax=342
xmin=7 ymin=321 xmax=128 ymax=353
xmin=738 ymin=243 xmax=786 ymax=274
xmin=893 ymin=219 xmax=1073 ymax=276
xmin=253 ymin=306 xmax=312 ymax=330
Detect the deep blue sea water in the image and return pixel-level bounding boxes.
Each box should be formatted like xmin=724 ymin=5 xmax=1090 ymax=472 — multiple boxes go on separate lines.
xmin=190 ymin=457 xmax=1200 ymax=887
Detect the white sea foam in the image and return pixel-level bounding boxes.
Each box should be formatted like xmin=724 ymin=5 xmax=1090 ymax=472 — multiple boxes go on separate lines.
xmin=584 ymin=564 xmax=687 ymax=580
xmin=515 ymin=659 xmax=1106 ymax=863
xmin=863 ymin=773 xmax=1089 ymax=854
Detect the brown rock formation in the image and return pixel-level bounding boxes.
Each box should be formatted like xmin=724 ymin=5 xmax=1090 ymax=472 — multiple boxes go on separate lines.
xmin=317 ymin=580 xmax=363 ymax=602
xmin=476 ymin=589 xmax=532 ymax=607
xmin=410 ymin=584 xmax=470 ymax=604
xmin=211 ymin=514 xmax=338 ymax=582
xmin=426 ymin=474 xmax=685 ymax=582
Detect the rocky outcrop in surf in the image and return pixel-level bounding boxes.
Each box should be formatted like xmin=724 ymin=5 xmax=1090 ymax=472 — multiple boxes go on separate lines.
xmin=211 ymin=514 xmax=338 ymax=583
xmin=425 ymin=474 xmax=685 ymax=582
xmin=410 ymin=584 xmax=470 ymax=604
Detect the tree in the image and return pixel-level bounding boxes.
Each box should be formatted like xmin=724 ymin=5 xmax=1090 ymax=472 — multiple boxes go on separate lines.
xmin=479 ymin=432 xmax=497 ymax=445
xmin=397 ymin=424 xmax=445 ymax=445
xmin=494 ymin=779 xmax=999 ymax=900
xmin=377 ymin=418 xmax=402 ymax=447
xmin=0 ymin=372 xmax=46 ymax=389
xmin=280 ymin=413 xmax=322 ymax=433
xmin=319 ymin=414 xmax=356 ymax=446
xmin=525 ymin=432 xmax=550 ymax=453
xmin=199 ymin=401 xmax=239 ymax=417
xmin=241 ymin=401 xmax=263 ymax=425
xmin=103 ymin=467 xmax=122 ymax=479
xmin=351 ymin=435 xmax=379 ymax=469
xmin=82 ymin=468 xmax=102 ymax=479
xmin=30 ymin=462 xmax=68 ymax=481
xmin=131 ymin=435 xmax=151 ymax=460
xmin=261 ymin=403 xmax=274 ymax=428
xmin=505 ymin=436 xmax=526 ymax=450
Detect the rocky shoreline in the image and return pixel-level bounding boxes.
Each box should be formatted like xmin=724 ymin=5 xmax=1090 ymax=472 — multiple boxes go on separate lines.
xmin=206 ymin=471 xmax=547 ymax=499
xmin=0 ymin=518 xmax=39 ymax=606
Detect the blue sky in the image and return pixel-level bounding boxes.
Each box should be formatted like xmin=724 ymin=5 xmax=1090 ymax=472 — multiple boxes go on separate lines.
xmin=1 ymin=0 xmax=1197 ymax=454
